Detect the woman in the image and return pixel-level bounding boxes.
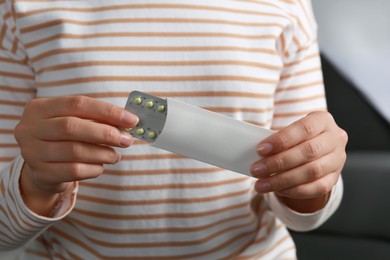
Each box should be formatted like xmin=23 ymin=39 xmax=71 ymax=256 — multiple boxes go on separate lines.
xmin=0 ymin=0 xmax=347 ymax=259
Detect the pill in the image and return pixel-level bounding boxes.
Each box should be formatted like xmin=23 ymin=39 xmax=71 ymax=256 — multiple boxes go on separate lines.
xmin=146 ymin=101 xmax=154 ymax=108
xmin=123 ymin=127 xmax=132 ymax=132
xmin=147 ymin=131 xmax=157 ymax=139
xmin=133 ymin=97 xmax=142 ymax=105
xmin=136 ymin=128 xmax=145 ymax=135
xmin=157 ymin=105 xmax=165 ymax=112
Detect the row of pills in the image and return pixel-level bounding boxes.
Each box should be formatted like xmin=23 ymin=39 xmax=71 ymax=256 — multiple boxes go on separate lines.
xmin=133 ymin=96 xmax=166 ymax=112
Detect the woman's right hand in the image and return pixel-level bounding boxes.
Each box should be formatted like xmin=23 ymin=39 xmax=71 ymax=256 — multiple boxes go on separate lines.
xmin=14 ymin=96 xmax=139 ymax=216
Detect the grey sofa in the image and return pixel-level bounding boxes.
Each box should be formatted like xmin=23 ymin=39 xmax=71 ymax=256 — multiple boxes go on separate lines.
xmin=290 ymin=56 xmax=390 ymax=260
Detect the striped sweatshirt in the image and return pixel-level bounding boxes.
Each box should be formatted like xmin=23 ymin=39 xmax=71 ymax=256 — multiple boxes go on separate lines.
xmin=0 ymin=0 xmax=343 ymax=259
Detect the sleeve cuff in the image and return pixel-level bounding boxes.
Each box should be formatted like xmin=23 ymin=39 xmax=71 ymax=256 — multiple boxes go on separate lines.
xmin=264 ymin=176 xmax=343 ymax=232
xmin=12 ymin=156 xmax=78 ymax=224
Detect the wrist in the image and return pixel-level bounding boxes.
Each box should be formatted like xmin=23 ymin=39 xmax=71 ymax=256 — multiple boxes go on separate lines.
xmin=19 ymin=164 xmax=68 ymax=217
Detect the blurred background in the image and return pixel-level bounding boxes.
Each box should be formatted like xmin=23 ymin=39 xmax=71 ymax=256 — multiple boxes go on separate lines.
xmin=290 ymin=1 xmax=390 ymax=259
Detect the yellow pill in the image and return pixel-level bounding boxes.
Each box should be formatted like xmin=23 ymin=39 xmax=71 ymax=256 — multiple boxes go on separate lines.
xmin=147 ymin=131 xmax=157 ymax=139
xmin=146 ymin=101 xmax=154 ymax=108
xmin=157 ymin=105 xmax=165 ymax=112
xmin=136 ymin=128 xmax=145 ymax=135
xmin=123 ymin=127 xmax=132 ymax=132
xmin=133 ymin=97 xmax=142 ymax=105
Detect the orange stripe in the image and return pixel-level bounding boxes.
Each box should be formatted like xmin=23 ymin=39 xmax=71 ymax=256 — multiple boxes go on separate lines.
xmin=66 ymin=211 xmax=252 ymax=234
xmin=103 ymin=167 xmax=224 ymax=176
xmin=77 ymin=188 xmax=251 ymax=206
xmin=3 ymin=11 xmax=11 ymax=21
xmin=284 ymin=52 xmax=319 ymax=67
xmin=0 ymin=157 xmax=14 ymax=162
xmin=0 ymin=85 xmax=36 ymax=93
xmin=0 ymin=57 xmax=26 ymax=65
xmin=72 ymin=201 xmax=249 ymax=220
xmin=0 ymin=70 xmax=34 ymax=80
xmin=37 ymin=60 xmax=282 ymax=74
xmin=280 ymin=67 xmax=321 ymax=80
xmin=273 ymin=108 xmax=326 ymax=118
xmin=36 ymin=75 xmax=278 ymax=88
xmin=0 ymin=114 xmax=22 ymax=120
xmin=11 ymin=37 xmax=19 ymax=54
xmin=0 ymin=143 xmax=19 ymax=147
xmin=120 ymin=153 xmax=186 ymax=161
xmin=25 ymin=32 xmax=277 ymax=49
xmin=0 ymin=129 xmax=14 ymax=134
xmin=25 ymin=249 xmax=51 ymax=259
xmin=15 ymin=4 xmax=291 ymax=20
xmin=21 ymin=18 xmax=284 ymax=34
xmin=205 ymin=106 xmax=273 ymax=114
xmin=79 ymin=176 xmax=249 ymax=191
xmin=82 ymin=90 xmax=274 ymax=99
xmin=292 ymin=36 xmax=302 ymax=51
xmin=274 ymin=94 xmax=324 ymax=105
xmin=31 ymin=46 xmax=277 ymax=63
xmin=0 ymin=99 xmax=26 ymax=106
xmin=275 ymin=80 xmax=323 ymax=93
xmin=243 ymin=233 xmax=290 ymax=259
xmin=0 ymin=23 xmax=7 ymax=48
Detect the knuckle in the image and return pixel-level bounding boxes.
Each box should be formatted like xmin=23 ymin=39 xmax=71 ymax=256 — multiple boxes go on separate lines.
xmin=274 ymin=175 xmax=290 ymax=190
xmin=70 ymin=143 xmax=83 ymax=159
xmin=339 ymin=129 xmax=349 ymax=143
xmin=272 ymin=156 xmax=285 ymax=172
xmin=104 ymin=103 xmax=118 ymax=120
xmin=316 ymin=180 xmax=330 ymax=195
xmin=62 ymin=117 xmax=78 ymax=136
xmin=14 ymin=123 xmax=25 ymax=142
xmin=306 ymin=141 xmax=321 ymax=160
xmin=103 ymin=127 xmax=118 ymax=143
xmin=276 ymin=133 xmax=290 ymax=150
xmin=310 ymin=161 xmax=325 ymax=180
xmin=69 ymin=96 xmax=87 ymax=111
xmin=69 ymin=163 xmax=83 ymax=179
xmin=301 ymin=120 xmax=314 ymax=136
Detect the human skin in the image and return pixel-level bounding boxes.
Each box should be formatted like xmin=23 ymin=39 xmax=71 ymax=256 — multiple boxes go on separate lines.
xmin=251 ymin=111 xmax=348 ymax=213
xmin=14 ymin=96 xmax=139 ymax=217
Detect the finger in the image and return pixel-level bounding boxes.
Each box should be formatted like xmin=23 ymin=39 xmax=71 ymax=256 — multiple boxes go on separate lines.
xmin=34 ymin=117 xmax=133 ymax=148
xmin=251 ymin=131 xmax=335 ymax=177
xmin=25 ymin=96 xmax=138 ymax=127
xmin=257 ymin=111 xmax=334 ymax=156
xmin=254 ymin=151 xmax=345 ymax=194
xmin=275 ymin=172 xmax=340 ymax=199
xmin=38 ymin=141 xmax=121 ymax=164
xmin=31 ymin=162 xmax=105 ymax=184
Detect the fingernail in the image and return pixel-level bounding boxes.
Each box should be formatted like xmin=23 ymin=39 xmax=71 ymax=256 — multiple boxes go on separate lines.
xmin=258 ymin=181 xmax=271 ymax=193
xmin=122 ymin=111 xmax=139 ymax=126
xmin=257 ymin=143 xmax=273 ymax=156
xmin=120 ymin=132 xmax=133 ymax=147
xmin=252 ymin=163 xmax=267 ymax=175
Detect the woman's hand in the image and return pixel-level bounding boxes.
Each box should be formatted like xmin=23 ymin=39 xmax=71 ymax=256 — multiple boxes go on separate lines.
xmin=14 ymin=96 xmax=138 ymax=216
xmin=251 ymin=111 xmax=348 ymax=213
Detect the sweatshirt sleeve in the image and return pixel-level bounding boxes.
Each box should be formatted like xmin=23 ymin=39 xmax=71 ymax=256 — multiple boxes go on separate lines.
xmin=0 ymin=1 xmax=77 ymax=251
xmin=265 ymin=0 xmax=343 ymax=231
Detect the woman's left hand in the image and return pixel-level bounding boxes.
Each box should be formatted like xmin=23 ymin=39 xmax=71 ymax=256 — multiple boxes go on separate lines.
xmin=251 ymin=111 xmax=348 ymax=212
